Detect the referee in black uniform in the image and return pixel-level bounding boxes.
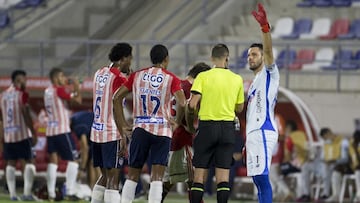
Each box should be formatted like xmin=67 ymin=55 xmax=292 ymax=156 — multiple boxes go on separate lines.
xmin=186 ymin=44 xmax=245 ymax=203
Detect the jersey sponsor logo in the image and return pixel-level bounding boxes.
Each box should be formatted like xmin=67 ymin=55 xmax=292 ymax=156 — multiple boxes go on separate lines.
xmin=134 ymin=116 xmax=164 ymax=124
xmin=256 ymin=90 xmax=262 ymax=113
xmin=47 ymin=121 xmax=59 ymax=127
xmin=95 ymin=73 xmax=110 ymax=89
xmin=4 ymin=126 xmax=20 ymax=133
xmin=92 ymin=122 xmax=104 ymax=131
xmin=142 ymin=72 xmax=164 ymax=88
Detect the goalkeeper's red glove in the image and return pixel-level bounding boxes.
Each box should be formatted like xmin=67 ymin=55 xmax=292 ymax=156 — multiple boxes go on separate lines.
xmin=251 ymin=3 xmax=270 ymax=33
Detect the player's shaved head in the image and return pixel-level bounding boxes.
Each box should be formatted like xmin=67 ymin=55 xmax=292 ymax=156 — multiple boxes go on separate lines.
xmin=211 ymin=44 xmax=229 ymax=58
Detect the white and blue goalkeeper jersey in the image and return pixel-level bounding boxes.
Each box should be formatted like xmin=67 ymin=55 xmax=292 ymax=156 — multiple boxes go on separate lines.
xmin=246 ymin=63 xmax=280 ymax=135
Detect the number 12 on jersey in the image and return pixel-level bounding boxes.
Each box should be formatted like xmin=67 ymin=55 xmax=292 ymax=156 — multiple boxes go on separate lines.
xmin=140 ymin=94 xmax=160 ymax=116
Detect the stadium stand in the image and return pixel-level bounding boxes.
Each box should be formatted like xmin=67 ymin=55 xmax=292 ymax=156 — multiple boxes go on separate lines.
xmin=300 ymin=18 xmax=332 ymax=39
xmin=289 ymin=49 xmax=316 ymax=70
xmin=302 ymin=47 xmax=335 ymax=71
xmin=0 ymin=10 xmax=9 ymax=28
xmin=338 ymin=18 xmax=360 ymax=39
xmin=276 ymin=48 xmax=297 ymax=69
xmin=322 ymin=49 xmax=355 ymax=70
xmin=271 ymin=17 xmax=294 ymax=39
xmin=332 ymin=0 xmax=352 ymax=7
xmin=319 ymin=18 xmax=350 ymax=40
xmin=14 ymin=0 xmax=43 ymax=9
xmin=297 ymin=0 xmax=352 ymax=7
xmin=282 ymin=18 xmax=313 ymax=39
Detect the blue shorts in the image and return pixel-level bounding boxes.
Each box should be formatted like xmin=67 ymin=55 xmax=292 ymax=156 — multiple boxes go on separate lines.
xmin=3 ymin=138 xmax=33 ymax=161
xmin=129 ymin=127 xmax=171 ymax=169
xmin=92 ymin=140 xmax=125 ymax=169
xmin=47 ymin=133 xmax=76 ymax=161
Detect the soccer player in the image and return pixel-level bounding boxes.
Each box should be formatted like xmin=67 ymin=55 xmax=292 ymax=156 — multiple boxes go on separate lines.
xmin=245 ymin=3 xmax=280 ymax=203
xmin=187 ymin=43 xmax=245 ymax=203
xmin=0 ymin=70 xmax=38 ymax=201
xmin=161 ymin=62 xmax=211 ymax=203
xmin=113 ymin=44 xmax=186 ymax=203
xmin=90 ymin=42 xmax=133 ymax=203
xmin=70 ymin=110 xmax=100 ymax=188
xmin=44 ymin=67 xmax=82 ymax=201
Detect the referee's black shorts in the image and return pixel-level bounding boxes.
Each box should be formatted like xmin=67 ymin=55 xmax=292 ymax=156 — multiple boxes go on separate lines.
xmin=192 ymin=120 xmax=235 ymax=169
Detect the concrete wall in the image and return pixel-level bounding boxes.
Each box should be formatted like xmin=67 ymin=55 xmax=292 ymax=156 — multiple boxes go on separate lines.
xmin=295 ymin=91 xmax=360 ymax=136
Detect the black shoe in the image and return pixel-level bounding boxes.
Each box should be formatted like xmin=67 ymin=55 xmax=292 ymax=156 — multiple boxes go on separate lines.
xmin=64 ymin=195 xmax=80 ymax=201
xmin=296 ymin=195 xmax=311 ymax=202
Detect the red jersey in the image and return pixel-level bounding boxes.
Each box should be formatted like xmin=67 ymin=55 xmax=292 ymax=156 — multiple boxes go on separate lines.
xmin=124 ymin=67 xmax=182 ymax=137
xmin=90 ymin=67 xmax=126 ymax=143
xmin=44 ymin=85 xmax=72 ymax=136
xmin=171 ymin=79 xmax=193 ymax=151
xmin=0 ymin=85 xmax=31 ymax=142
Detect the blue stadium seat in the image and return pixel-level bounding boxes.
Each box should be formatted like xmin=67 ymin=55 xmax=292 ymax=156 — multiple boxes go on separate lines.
xmin=282 ymin=18 xmax=312 ymax=39
xmin=353 ymin=50 xmax=360 ymax=69
xmin=26 ymin=0 xmax=43 ymax=7
xmin=0 ymin=11 xmax=9 ymax=28
xmin=338 ymin=19 xmax=360 ymax=39
xmin=276 ymin=49 xmax=297 ymax=69
xmin=297 ymin=0 xmax=314 ymax=7
xmin=322 ymin=49 xmax=357 ymax=70
xmin=313 ymin=0 xmax=333 ymax=7
xmin=236 ymin=49 xmax=248 ymax=69
xmin=332 ymin=0 xmax=352 ymax=7
xmin=14 ymin=0 xmax=43 ymax=9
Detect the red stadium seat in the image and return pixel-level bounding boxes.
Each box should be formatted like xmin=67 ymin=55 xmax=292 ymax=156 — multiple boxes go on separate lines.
xmin=289 ymin=49 xmax=316 ymax=70
xmin=320 ymin=18 xmax=350 ymax=40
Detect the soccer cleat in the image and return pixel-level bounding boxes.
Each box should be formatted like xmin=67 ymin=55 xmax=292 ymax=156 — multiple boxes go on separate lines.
xmin=10 ymin=196 xmax=19 ymax=201
xmin=21 ymin=195 xmax=40 ymax=201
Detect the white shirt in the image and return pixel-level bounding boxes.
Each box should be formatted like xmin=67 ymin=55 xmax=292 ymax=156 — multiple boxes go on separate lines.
xmin=246 ymin=63 xmax=280 ymax=135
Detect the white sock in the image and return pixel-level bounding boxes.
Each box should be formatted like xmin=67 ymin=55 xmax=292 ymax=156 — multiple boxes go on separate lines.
xmin=46 ymin=163 xmax=58 ymax=198
xmin=121 ymin=179 xmax=137 ymax=203
xmin=65 ymin=161 xmax=79 ymax=196
xmin=148 ymin=181 xmax=163 ymax=203
xmin=104 ymin=189 xmax=121 ymax=203
xmin=91 ymin=184 xmax=106 ymax=203
xmin=6 ymin=165 xmax=16 ymax=198
xmin=23 ymin=164 xmax=36 ymax=196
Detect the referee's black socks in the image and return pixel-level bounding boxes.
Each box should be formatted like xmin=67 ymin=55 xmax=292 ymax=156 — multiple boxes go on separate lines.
xmin=190 ymin=182 xmax=204 ymax=203
xmin=217 ymin=182 xmax=230 ymax=203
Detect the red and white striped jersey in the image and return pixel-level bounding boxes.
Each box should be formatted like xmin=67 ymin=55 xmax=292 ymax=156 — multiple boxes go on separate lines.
xmin=90 ymin=67 xmax=127 ymax=143
xmin=44 ymin=85 xmax=71 ymax=136
xmin=0 ymin=85 xmax=31 ymax=143
xmin=124 ymin=67 xmax=182 ymax=138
